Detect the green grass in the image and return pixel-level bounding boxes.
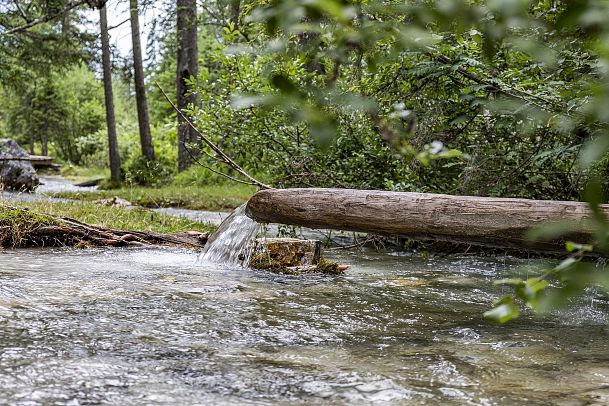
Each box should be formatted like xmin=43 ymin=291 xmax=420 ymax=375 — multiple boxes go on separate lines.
xmin=59 ymin=165 xmax=109 ymax=182
xmin=48 ymin=183 xmax=257 ymax=211
xmin=0 ymin=199 xmax=214 ymax=234
xmin=0 ymin=205 xmax=56 ymax=247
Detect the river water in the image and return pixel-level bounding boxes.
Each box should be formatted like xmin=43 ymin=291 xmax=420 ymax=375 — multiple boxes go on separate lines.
xmin=1 ymin=247 xmax=609 ymax=405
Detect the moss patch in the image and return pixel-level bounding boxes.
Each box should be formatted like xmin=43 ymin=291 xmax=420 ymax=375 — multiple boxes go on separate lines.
xmin=315 ymin=259 xmax=344 ymax=275
xmin=0 ymin=206 xmax=56 ymax=247
xmin=249 ymin=252 xmax=345 ymax=275
xmin=0 ymin=201 xmax=214 ymax=236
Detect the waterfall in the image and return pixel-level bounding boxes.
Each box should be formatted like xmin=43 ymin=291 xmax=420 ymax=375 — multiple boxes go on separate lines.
xmin=199 ymin=203 xmax=260 ymax=267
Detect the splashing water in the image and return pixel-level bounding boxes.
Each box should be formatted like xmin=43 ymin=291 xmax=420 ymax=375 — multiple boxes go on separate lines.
xmin=199 ymin=203 xmax=260 ymax=267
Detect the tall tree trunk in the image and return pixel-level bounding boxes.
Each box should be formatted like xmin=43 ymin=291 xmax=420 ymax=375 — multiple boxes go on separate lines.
xmin=100 ymin=4 xmax=121 ymax=182
xmin=176 ymin=0 xmax=198 ymax=172
xmin=130 ymin=0 xmax=156 ymax=161
xmin=29 ymin=133 xmax=34 ymax=155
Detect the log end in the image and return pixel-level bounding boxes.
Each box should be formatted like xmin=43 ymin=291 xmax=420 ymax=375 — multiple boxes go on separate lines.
xmin=245 ymin=189 xmax=275 ymax=223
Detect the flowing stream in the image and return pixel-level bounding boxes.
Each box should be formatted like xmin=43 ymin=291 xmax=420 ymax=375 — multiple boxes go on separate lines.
xmin=2 ymin=177 xmax=609 ymax=404
xmin=1 ymin=247 xmax=609 ymax=405
xmin=199 ymin=203 xmax=260 ymax=267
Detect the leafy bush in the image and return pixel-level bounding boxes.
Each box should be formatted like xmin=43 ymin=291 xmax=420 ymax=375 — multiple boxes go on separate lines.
xmin=124 ymin=155 xmax=174 ymax=186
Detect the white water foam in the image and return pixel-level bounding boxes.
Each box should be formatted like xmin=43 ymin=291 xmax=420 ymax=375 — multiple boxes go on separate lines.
xmin=199 ymin=203 xmax=260 ymax=267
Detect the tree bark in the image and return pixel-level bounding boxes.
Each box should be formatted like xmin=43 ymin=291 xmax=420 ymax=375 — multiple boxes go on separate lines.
xmin=130 ymin=0 xmax=156 ymax=161
xmin=230 ymin=0 xmax=240 ymax=30
xmin=246 ymin=188 xmax=609 ymax=253
xmin=100 ymin=4 xmax=121 ymax=182
xmin=176 ymin=0 xmax=199 ymax=171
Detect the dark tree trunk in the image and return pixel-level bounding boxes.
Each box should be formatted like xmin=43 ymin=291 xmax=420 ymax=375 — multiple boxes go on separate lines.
xmin=100 ymin=4 xmax=121 ymax=182
xmin=230 ymin=0 xmax=240 ymax=30
xmin=41 ymin=133 xmax=48 ymax=156
xmin=176 ymin=0 xmax=199 ymax=172
xmin=130 ymin=0 xmax=156 ymax=161
xmin=29 ymin=133 xmax=34 ymax=155
xmin=27 ymin=93 xmax=35 ymax=154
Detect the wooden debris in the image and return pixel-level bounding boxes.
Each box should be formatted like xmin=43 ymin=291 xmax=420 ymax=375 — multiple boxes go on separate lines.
xmin=74 ymin=179 xmax=103 ymax=187
xmin=0 ymin=155 xmax=61 ymax=169
xmin=0 ymin=205 xmax=207 ymax=249
xmin=252 ymin=238 xmax=322 ymax=266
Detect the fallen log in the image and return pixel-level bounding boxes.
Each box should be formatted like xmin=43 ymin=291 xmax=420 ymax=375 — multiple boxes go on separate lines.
xmin=0 ymin=205 xmax=208 ymax=249
xmin=74 ymin=178 xmax=103 ymax=187
xmin=0 ymin=155 xmax=61 ymax=169
xmin=245 ymin=188 xmax=609 ymax=253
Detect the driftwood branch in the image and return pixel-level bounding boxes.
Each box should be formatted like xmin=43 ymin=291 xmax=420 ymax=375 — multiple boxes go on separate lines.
xmin=155 ymin=81 xmax=273 ymax=190
xmin=0 ymin=205 xmax=208 ymax=249
xmin=0 ymin=155 xmax=53 ymax=161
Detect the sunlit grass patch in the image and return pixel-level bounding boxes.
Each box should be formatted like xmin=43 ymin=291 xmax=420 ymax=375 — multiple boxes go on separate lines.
xmin=0 ymin=200 xmax=214 ymax=234
xmin=48 ymin=183 xmax=256 ymax=211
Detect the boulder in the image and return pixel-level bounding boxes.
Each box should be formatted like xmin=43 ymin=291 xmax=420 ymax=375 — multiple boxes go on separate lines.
xmin=0 ymin=139 xmax=39 ymax=191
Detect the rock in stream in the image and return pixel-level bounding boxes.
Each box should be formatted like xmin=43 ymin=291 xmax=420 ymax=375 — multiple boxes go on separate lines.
xmin=0 ymin=139 xmax=39 ymax=191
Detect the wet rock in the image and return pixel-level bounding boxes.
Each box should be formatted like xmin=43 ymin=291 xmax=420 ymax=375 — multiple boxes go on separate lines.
xmin=74 ymin=178 xmax=103 ymax=187
xmin=0 ymin=139 xmax=39 ymax=191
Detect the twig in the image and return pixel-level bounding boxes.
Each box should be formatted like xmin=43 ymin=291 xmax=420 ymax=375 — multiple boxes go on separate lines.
xmin=12 ymin=0 xmax=29 ymax=22
xmin=108 ymin=18 xmax=130 ymax=31
xmin=155 ymin=81 xmax=273 ymax=190
xmin=328 ymin=236 xmax=374 ymax=250
xmin=428 ymin=48 xmax=564 ymax=114
xmin=198 ymin=163 xmax=258 ymax=186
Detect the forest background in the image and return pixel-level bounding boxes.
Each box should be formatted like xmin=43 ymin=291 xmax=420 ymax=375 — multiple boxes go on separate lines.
xmin=2 ymin=0 xmax=608 ymax=201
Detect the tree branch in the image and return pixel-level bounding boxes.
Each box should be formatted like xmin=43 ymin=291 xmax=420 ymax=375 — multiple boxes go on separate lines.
xmin=155 ymin=81 xmax=273 ymax=190
xmin=0 ymin=0 xmax=90 ymax=36
xmin=12 ymin=0 xmax=29 ymax=22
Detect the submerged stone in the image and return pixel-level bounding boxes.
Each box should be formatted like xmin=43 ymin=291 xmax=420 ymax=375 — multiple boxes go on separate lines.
xmin=0 ymin=139 xmax=39 ymax=191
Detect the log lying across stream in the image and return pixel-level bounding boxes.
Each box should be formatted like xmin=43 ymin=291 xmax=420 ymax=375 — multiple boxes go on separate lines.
xmin=245 ymin=188 xmax=609 ymax=253
xmin=0 ymin=205 xmax=208 ymax=249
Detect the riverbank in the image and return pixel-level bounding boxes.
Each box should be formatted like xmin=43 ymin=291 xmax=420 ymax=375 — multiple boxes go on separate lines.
xmin=1 ymin=175 xmax=223 ymax=236
xmin=47 ymin=183 xmax=256 ymax=211
xmin=0 ymin=200 xmax=214 ymax=235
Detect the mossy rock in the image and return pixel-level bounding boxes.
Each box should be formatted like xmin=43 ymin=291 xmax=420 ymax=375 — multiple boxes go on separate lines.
xmin=252 ymin=238 xmax=322 ymax=267
xmin=249 ymin=253 xmax=346 ymax=275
